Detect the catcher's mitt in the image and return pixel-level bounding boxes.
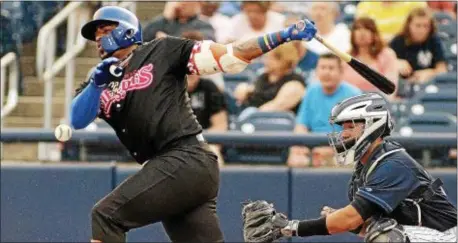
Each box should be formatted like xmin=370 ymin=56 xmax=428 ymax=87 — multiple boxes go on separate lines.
xmin=241 ymin=200 xmax=284 ymax=243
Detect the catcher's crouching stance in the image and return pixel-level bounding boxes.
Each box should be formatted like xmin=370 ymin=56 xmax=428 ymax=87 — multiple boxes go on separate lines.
xmin=242 ymin=93 xmax=457 ymax=243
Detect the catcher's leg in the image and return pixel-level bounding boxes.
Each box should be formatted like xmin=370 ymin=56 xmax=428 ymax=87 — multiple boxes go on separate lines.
xmin=162 ymin=198 xmax=224 ymax=242
xmin=402 ymin=225 xmax=457 ymax=242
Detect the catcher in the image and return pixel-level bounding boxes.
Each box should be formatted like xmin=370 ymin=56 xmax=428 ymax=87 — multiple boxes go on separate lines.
xmin=242 ymin=93 xmax=457 ymax=243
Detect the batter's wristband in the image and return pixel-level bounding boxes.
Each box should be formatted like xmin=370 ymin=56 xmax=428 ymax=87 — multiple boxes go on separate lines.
xmin=257 ymin=30 xmax=287 ymax=53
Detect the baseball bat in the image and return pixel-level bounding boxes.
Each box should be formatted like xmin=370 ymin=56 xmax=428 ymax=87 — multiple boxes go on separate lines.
xmin=313 ymin=34 xmax=396 ymax=95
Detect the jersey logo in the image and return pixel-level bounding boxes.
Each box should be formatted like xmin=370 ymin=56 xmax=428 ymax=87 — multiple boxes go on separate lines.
xmin=100 ymin=63 xmax=154 ymax=118
xmin=417 ymin=50 xmax=433 ymax=68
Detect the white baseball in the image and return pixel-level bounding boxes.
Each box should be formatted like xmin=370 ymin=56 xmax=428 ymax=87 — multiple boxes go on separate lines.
xmin=54 ymin=124 xmax=73 ymax=142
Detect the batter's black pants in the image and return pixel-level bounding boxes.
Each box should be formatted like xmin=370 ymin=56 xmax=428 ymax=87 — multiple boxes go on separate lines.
xmin=91 ymin=142 xmax=223 ymax=242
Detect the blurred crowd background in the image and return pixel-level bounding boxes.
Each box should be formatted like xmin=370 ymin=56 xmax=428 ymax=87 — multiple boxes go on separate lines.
xmin=1 ymin=1 xmax=457 ymax=168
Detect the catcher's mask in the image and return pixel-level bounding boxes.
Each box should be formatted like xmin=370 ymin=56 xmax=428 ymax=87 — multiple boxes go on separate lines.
xmin=328 ymin=93 xmax=394 ymax=165
xmin=81 ymin=6 xmax=142 ymax=57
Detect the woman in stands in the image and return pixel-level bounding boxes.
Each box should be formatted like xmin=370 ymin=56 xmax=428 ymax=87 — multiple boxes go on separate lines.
xmin=390 ymin=7 xmax=448 ymax=84
xmin=233 ymin=42 xmax=306 ymax=119
xmin=342 ymin=17 xmax=399 ymax=98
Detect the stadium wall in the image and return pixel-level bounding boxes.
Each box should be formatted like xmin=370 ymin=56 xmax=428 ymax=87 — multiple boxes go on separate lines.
xmin=1 ymin=163 xmax=456 ymax=242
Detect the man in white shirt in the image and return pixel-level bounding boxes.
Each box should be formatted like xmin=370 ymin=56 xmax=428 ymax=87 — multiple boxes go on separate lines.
xmin=227 ymin=1 xmax=286 ymax=42
xmin=305 ymin=2 xmax=351 ymax=55
xmin=199 ymin=2 xmax=232 ymax=44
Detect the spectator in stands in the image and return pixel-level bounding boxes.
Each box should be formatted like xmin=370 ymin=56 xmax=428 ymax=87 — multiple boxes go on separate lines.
xmin=342 ymin=17 xmax=399 ymax=95
xmin=199 ymin=2 xmax=231 ymax=44
xmin=270 ymin=1 xmax=312 ymax=16
xmin=233 ymin=43 xmax=305 ymax=117
xmin=226 ymin=1 xmax=285 ymax=42
xmin=305 ymin=2 xmax=351 ymax=55
xmin=390 ymin=7 xmax=448 ymax=84
xmin=288 ymin=53 xmax=361 ymax=168
xmin=143 ymin=1 xmax=215 ymax=42
xmin=285 ymin=15 xmax=319 ymax=79
xmin=217 ymin=1 xmax=242 ymax=17
xmin=356 ymin=1 xmax=427 ymax=42
xmin=187 ymin=74 xmax=228 ymax=167
xmin=428 ymin=1 xmax=457 ymax=21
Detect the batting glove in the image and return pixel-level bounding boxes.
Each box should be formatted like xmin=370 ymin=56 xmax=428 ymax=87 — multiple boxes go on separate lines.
xmin=283 ymin=19 xmax=317 ymax=42
xmin=90 ymin=57 xmax=123 ymax=88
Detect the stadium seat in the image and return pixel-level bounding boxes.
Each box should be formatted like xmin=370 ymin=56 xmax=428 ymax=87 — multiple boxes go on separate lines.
xmin=394 ymin=112 xmax=457 ymax=167
xmin=419 ymin=71 xmax=457 ymax=92
xmin=387 ymin=100 xmax=408 ymax=124
xmin=443 ymin=39 xmax=457 ymax=61
xmin=434 ymin=11 xmax=454 ymax=25
xmin=222 ymin=69 xmax=256 ymax=93
xmin=408 ymin=89 xmax=457 ymax=116
xmin=429 ymin=71 xmax=457 ymax=86
xmin=396 ymin=112 xmax=457 ymax=135
xmin=0 ymin=11 xmax=16 ymax=56
xmin=437 ymin=22 xmax=457 ymax=40
xmin=225 ymin=111 xmax=296 ymax=164
xmin=235 ymin=110 xmax=296 ymax=131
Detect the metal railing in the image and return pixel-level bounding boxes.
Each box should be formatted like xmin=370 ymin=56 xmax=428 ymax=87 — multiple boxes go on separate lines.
xmin=36 ymin=2 xmax=90 ymax=128
xmin=1 ymin=129 xmax=456 ymax=148
xmin=35 ymin=1 xmax=136 ymax=160
xmin=1 ymin=52 xmax=19 ymax=121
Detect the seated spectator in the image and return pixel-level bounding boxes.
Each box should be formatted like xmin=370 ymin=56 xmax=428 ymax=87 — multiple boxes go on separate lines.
xmin=270 ymin=1 xmax=312 ymax=16
xmin=226 ymin=1 xmax=285 ymax=42
xmin=187 ymin=74 xmax=228 ymax=167
xmin=199 ymin=1 xmax=232 ymax=44
xmin=390 ymin=7 xmax=448 ymax=84
xmin=217 ymin=1 xmax=242 ymax=17
xmin=287 ymin=53 xmax=362 ymax=168
xmin=233 ymin=43 xmax=305 ymax=116
xmin=342 ymin=17 xmax=399 ymax=95
xmin=305 ymin=2 xmax=351 ymax=55
xmin=428 ymin=1 xmax=457 ymax=21
xmin=143 ymin=1 xmax=215 ymax=42
xmin=356 ymin=1 xmax=427 ymax=42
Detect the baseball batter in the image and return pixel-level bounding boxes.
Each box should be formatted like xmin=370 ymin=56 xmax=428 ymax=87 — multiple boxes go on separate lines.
xmin=243 ymin=93 xmax=457 ymax=243
xmin=70 ymin=6 xmax=317 ymax=243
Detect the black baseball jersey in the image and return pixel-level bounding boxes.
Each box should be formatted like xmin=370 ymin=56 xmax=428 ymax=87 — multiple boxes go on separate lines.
xmin=348 ymin=140 xmax=457 ymax=232
xmin=75 ymin=37 xmax=204 ymax=164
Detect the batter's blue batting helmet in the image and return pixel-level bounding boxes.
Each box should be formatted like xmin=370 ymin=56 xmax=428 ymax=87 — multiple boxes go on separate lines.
xmin=81 ymin=6 xmax=142 ymax=55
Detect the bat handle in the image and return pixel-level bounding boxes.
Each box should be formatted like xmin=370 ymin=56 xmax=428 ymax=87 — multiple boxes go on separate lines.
xmin=314 ymin=34 xmax=352 ymax=63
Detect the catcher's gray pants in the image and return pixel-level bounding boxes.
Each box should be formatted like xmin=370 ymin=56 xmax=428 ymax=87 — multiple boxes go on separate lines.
xmin=403 ymin=225 xmax=457 ymax=242
xmin=91 ymin=143 xmax=224 ymax=242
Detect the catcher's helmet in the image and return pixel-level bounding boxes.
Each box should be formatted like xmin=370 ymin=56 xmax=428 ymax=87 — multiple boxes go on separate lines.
xmin=81 ymin=6 xmax=142 ymax=55
xmin=328 ymin=93 xmax=394 ymax=165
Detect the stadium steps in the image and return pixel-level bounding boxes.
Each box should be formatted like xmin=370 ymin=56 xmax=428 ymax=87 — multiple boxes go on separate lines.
xmin=7 ymin=96 xmax=65 ymax=119
xmin=2 ymin=143 xmax=40 ymax=161
xmin=22 ymin=77 xmax=79 ymax=97
xmin=20 ymin=55 xmax=99 ymax=78
xmin=3 ymin=116 xmax=62 ymax=128
xmin=3 ymin=2 xmax=166 ymax=161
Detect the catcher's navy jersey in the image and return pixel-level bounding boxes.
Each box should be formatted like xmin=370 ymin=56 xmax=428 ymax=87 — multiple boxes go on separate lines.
xmin=76 ymin=37 xmax=202 ymax=164
xmin=349 ymin=141 xmax=457 ymax=232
